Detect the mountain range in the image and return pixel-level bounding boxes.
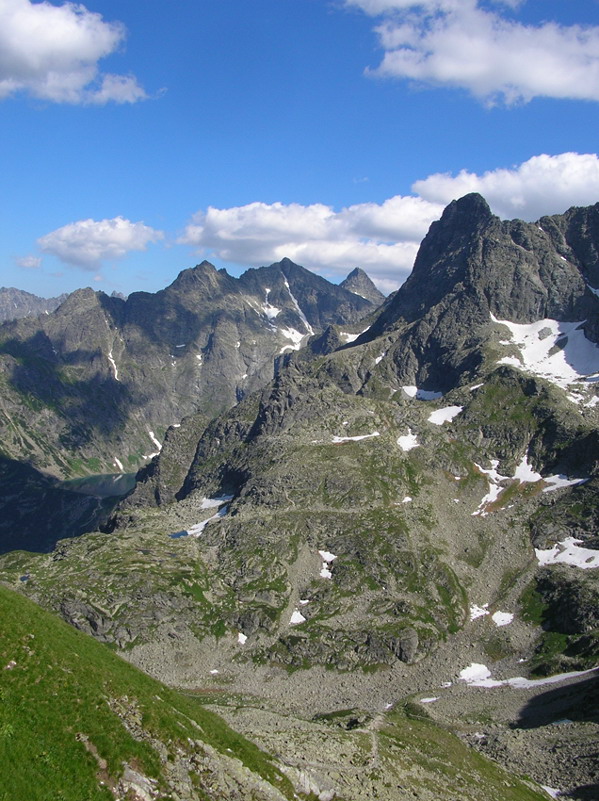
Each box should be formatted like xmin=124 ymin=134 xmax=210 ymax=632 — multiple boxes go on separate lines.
xmin=1 ymin=194 xmax=598 ymax=800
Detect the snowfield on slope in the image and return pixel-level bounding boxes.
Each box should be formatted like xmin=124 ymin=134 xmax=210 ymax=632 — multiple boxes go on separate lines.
xmin=535 ymin=537 xmax=599 ymax=569
xmin=491 ymin=313 xmax=599 ymax=401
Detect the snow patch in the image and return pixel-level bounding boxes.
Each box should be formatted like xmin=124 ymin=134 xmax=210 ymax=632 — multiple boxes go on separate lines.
xmin=428 ymin=405 xmax=463 ymax=425
xmin=374 ymin=352 xmax=386 ymax=365
xmin=470 ymin=604 xmax=489 ymax=621
xmin=319 ymin=549 xmax=337 ymax=579
xmin=290 ymin=610 xmax=306 ymax=625
xmin=469 ymin=383 xmax=484 ymax=391
xmin=278 ymin=326 xmax=305 ymax=351
xmin=419 ymin=697 xmax=439 ymax=704
xmin=210 ymin=669 xmax=219 ymax=675
xmin=237 ymin=632 xmax=247 ymax=645
xmin=332 ymin=431 xmax=380 ymax=443
xmin=535 ymin=537 xmax=599 ymax=569
xmin=402 ymin=385 xmax=443 ymax=400
xmin=200 ymin=495 xmax=234 ymax=509
xmin=492 ymin=611 xmax=514 ymax=627
xmin=402 ymin=496 xmax=412 ymax=503
xmin=397 ymin=429 xmax=419 ymax=452
xmin=113 ymin=457 xmax=124 ymax=472
xmin=262 ymin=288 xmax=281 ymax=319
xmin=513 ymin=454 xmax=542 ymax=483
xmin=340 ymin=331 xmax=359 ymax=343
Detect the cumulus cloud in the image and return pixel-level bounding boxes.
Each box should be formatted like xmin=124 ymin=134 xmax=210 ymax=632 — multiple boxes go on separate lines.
xmin=0 ymin=0 xmax=146 ymax=104
xmin=180 ymin=196 xmax=443 ymax=288
xmin=180 ymin=152 xmax=599 ymax=291
xmin=38 ymin=217 xmax=164 ymax=268
xmin=346 ymin=0 xmax=599 ymax=105
xmin=414 ymin=152 xmax=599 ymax=220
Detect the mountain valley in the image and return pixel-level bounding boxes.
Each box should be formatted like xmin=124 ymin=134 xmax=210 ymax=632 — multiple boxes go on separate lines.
xmin=1 ymin=194 xmax=599 ymax=800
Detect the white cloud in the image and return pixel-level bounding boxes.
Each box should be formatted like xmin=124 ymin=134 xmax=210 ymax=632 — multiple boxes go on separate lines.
xmin=16 ymin=255 xmax=42 ymax=269
xmin=0 ymin=0 xmax=146 ymax=104
xmin=181 ymin=152 xmax=599 ymax=291
xmin=346 ymin=0 xmax=599 ymax=105
xmin=180 ymin=196 xmax=443 ymax=288
xmin=414 ymin=152 xmax=599 ymax=220
xmin=38 ymin=217 xmax=164 ymax=268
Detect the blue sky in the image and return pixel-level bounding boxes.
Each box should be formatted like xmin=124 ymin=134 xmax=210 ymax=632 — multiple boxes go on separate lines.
xmin=2 ymin=0 xmax=599 ymax=297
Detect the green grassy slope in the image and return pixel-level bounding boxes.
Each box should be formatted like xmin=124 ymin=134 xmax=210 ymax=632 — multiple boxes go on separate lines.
xmin=0 ymin=584 xmax=295 ymax=801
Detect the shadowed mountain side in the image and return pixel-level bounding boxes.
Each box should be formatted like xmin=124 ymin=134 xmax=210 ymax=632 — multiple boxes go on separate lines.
xmin=516 ymin=671 xmax=599 ymax=728
xmin=0 ymin=456 xmax=128 ymax=554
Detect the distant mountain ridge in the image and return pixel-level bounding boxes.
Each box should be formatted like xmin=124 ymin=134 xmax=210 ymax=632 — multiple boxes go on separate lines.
xmin=0 ymin=286 xmax=68 ymax=323
xmin=0 ymin=259 xmax=380 ymax=478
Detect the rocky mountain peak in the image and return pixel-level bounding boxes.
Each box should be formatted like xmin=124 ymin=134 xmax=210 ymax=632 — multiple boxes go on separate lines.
xmin=339 ymin=267 xmax=385 ymax=305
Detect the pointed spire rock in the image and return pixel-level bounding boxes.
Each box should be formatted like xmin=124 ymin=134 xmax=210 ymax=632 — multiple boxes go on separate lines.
xmin=339 ymin=268 xmax=385 ymax=305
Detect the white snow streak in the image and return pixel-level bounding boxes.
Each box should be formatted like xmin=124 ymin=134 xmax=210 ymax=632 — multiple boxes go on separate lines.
xmin=107 ymin=349 xmax=119 ymax=381
xmin=332 ymin=431 xmax=380 ymax=443
xmin=148 ymin=430 xmax=162 ymax=450
xmin=541 ymin=787 xmax=562 ymax=799
xmin=186 ymin=503 xmax=230 ymax=538
xmin=459 ymin=662 xmax=597 ymax=689
xmin=284 ymin=279 xmax=314 ymax=335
